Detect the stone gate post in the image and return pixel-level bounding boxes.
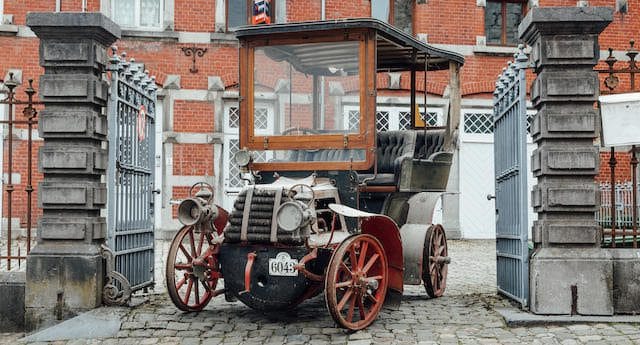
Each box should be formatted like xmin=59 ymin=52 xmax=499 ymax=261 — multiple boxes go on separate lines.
xmin=24 ymin=13 xmax=120 ymax=330
xmin=520 ymin=7 xmax=614 ymax=315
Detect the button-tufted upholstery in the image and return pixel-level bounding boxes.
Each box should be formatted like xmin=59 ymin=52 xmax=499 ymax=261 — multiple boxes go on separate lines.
xmin=414 ymin=129 xmax=446 ymax=160
xmin=375 ymin=131 xmax=416 ymax=173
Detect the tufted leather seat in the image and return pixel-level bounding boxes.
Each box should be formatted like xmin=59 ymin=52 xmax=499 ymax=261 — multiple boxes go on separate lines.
xmin=358 ymin=131 xmax=416 ymax=186
xmin=414 ymin=129 xmax=446 ymax=160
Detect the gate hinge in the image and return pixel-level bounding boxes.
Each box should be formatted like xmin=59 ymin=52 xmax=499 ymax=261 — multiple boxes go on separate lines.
xmin=263 ymin=137 xmax=269 ymax=149
xmin=343 ymin=134 xmax=348 ymax=148
xmin=100 ymin=244 xmax=132 ymax=306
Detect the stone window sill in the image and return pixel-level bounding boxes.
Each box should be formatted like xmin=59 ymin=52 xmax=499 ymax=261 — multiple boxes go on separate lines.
xmin=121 ymin=29 xmax=179 ymax=41
xmin=473 ymin=45 xmax=518 ymax=56
xmin=0 ymin=24 xmax=18 ymax=36
xmin=211 ymin=32 xmax=238 ymax=44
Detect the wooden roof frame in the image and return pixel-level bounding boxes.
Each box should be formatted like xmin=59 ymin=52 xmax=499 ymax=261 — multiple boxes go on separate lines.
xmin=236 ymin=19 xmax=464 ymax=171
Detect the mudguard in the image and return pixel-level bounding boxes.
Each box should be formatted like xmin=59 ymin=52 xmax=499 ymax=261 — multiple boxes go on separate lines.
xmin=360 ymin=215 xmax=404 ymax=297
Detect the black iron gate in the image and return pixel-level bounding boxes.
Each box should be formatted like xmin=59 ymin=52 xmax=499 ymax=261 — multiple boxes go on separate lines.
xmin=492 ymin=47 xmax=529 ymax=307
xmin=104 ymin=47 xmax=157 ymax=304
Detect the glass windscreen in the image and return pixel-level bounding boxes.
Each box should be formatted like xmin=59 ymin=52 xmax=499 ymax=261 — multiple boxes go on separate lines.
xmin=253 ymin=41 xmax=361 ymax=138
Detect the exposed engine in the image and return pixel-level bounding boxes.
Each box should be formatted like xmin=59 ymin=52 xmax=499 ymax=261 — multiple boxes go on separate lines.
xmin=224 ymin=186 xmax=315 ymax=246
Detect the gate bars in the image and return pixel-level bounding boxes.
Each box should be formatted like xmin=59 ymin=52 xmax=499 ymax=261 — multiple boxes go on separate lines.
xmin=492 ymin=46 xmax=529 ymax=307
xmin=104 ymin=47 xmax=157 ymax=304
xmin=0 ymin=74 xmax=39 ymax=271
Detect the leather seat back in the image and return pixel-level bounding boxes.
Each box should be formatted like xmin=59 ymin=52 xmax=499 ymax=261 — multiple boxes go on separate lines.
xmin=376 ymin=131 xmax=416 ymax=173
xmin=414 ymin=129 xmax=446 ymax=159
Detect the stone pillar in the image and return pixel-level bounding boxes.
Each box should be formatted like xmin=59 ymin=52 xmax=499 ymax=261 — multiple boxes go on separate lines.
xmin=520 ymin=7 xmax=614 ymax=315
xmin=25 ymin=13 xmax=120 ymax=331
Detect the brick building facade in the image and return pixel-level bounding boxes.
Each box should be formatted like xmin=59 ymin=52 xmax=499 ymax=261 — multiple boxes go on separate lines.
xmin=0 ymin=0 xmax=636 ymax=238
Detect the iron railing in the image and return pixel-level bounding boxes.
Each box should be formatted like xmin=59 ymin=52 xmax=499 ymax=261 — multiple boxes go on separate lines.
xmin=595 ymin=40 xmax=640 ymax=248
xmin=0 ymin=73 xmax=39 ymax=271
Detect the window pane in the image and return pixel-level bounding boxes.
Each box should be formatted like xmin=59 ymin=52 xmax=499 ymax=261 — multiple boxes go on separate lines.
xmin=113 ymin=0 xmax=135 ymax=27
xmin=140 ymin=0 xmax=162 ymax=27
xmin=228 ymin=1 xmax=248 ymax=29
xmin=371 ymin=0 xmax=390 ymax=22
xmin=393 ymin=0 xmax=413 ymax=34
xmin=485 ymin=1 xmax=502 ymax=44
xmin=253 ymin=41 xmax=361 ymax=137
xmin=506 ymin=2 xmax=523 ymax=45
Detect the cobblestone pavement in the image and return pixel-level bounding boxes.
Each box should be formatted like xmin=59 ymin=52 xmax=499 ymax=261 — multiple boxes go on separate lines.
xmin=4 ymin=240 xmax=640 ymax=344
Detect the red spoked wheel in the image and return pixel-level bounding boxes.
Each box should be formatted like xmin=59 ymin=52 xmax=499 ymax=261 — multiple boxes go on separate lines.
xmin=166 ymin=225 xmax=220 ymax=311
xmin=423 ymin=224 xmax=449 ymax=298
xmin=325 ymin=234 xmax=388 ymax=330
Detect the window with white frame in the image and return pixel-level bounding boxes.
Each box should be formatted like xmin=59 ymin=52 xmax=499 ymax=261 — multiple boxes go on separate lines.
xmin=344 ymin=105 xmax=443 ymax=132
xmin=0 ymin=0 xmax=4 ymax=18
xmin=111 ymin=0 xmax=163 ymax=29
xmin=222 ymin=102 xmax=274 ymax=193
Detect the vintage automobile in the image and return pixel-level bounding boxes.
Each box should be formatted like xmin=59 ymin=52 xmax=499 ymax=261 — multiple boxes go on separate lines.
xmin=166 ymin=18 xmax=464 ymax=330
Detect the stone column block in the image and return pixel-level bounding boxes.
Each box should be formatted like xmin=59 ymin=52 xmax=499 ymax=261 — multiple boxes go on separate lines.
xmin=519 ymin=6 xmax=614 ymax=315
xmin=25 ymin=12 xmax=120 ymax=331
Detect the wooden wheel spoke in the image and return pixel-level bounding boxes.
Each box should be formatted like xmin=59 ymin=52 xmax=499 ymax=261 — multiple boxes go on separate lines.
xmin=348 ymin=247 xmax=358 ymax=271
xmin=337 ymin=289 xmax=354 ymax=310
xmin=367 ymin=275 xmax=383 ymax=281
xmin=340 ymin=262 xmax=353 ymax=276
xmin=197 ymin=232 xmax=206 ymax=257
xmin=366 ymin=292 xmax=379 ymax=304
xmin=357 ymin=241 xmax=369 ymax=270
xmin=188 ymin=230 xmax=197 ymax=257
xmin=174 ymin=262 xmax=191 ymax=270
xmin=362 ymin=253 xmax=379 ymax=274
xmin=194 ymin=278 xmax=200 ymax=303
xmin=178 ymin=244 xmax=192 ymax=261
xmin=346 ymin=294 xmax=357 ymax=322
xmin=335 ymin=280 xmax=353 ymax=289
xmin=358 ymin=296 xmax=366 ymax=320
xmin=183 ymin=279 xmax=194 ymax=305
xmin=176 ymin=276 xmax=187 ymax=290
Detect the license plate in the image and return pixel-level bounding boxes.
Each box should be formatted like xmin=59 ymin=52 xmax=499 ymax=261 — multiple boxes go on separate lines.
xmin=268 ymin=252 xmax=299 ymax=276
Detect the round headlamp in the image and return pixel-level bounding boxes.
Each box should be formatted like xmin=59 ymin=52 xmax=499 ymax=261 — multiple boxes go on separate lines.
xmin=234 ymin=149 xmax=252 ymax=168
xmin=276 ymin=201 xmax=304 ymax=232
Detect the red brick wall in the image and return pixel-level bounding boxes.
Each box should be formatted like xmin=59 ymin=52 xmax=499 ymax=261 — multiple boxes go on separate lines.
xmin=172 ymin=144 xmax=214 ymax=176
xmin=597 ymin=151 xmax=634 ymax=183
xmin=173 ymin=100 xmax=214 ymax=132
xmin=175 ymin=0 xmax=216 ymax=32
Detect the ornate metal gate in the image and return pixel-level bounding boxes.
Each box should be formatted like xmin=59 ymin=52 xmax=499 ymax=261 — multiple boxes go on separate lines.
xmin=492 ymin=47 xmax=529 ymax=307
xmin=105 ymin=47 xmax=157 ymax=302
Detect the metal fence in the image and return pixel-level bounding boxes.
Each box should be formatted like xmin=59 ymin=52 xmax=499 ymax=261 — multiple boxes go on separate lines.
xmin=597 ymin=180 xmax=639 ymax=247
xmin=0 ymin=74 xmax=39 ymax=272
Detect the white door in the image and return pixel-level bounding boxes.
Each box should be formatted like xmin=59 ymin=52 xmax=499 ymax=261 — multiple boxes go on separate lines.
xmin=459 ymin=110 xmax=537 ymax=239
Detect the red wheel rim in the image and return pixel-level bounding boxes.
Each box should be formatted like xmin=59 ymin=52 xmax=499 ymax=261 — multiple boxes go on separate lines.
xmin=166 ymin=225 xmax=218 ymax=311
xmin=424 ymin=224 xmax=448 ymax=297
xmin=325 ymin=234 xmax=388 ymax=330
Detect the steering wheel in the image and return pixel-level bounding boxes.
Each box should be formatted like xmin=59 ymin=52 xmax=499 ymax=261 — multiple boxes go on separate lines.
xmin=189 ymin=182 xmax=214 ymax=203
xmin=286 ymin=183 xmax=316 ymax=208
xmin=281 ymin=127 xmax=321 ymax=154
xmin=281 ymin=127 xmax=318 ymax=136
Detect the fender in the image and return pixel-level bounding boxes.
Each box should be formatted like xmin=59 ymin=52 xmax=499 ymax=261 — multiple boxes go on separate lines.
xmin=360 ymin=215 xmax=403 ymax=296
xmin=328 ymin=204 xmax=404 ymax=296
xmin=213 ymin=205 xmax=229 ymax=235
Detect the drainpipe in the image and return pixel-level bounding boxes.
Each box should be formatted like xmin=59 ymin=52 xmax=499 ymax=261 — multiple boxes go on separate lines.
xmin=55 ymin=0 xmax=61 ymax=12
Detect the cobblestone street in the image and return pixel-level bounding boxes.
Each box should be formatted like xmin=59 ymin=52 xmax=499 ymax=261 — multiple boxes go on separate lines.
xmin=3 ymin=240 xmax=640 ymax=344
